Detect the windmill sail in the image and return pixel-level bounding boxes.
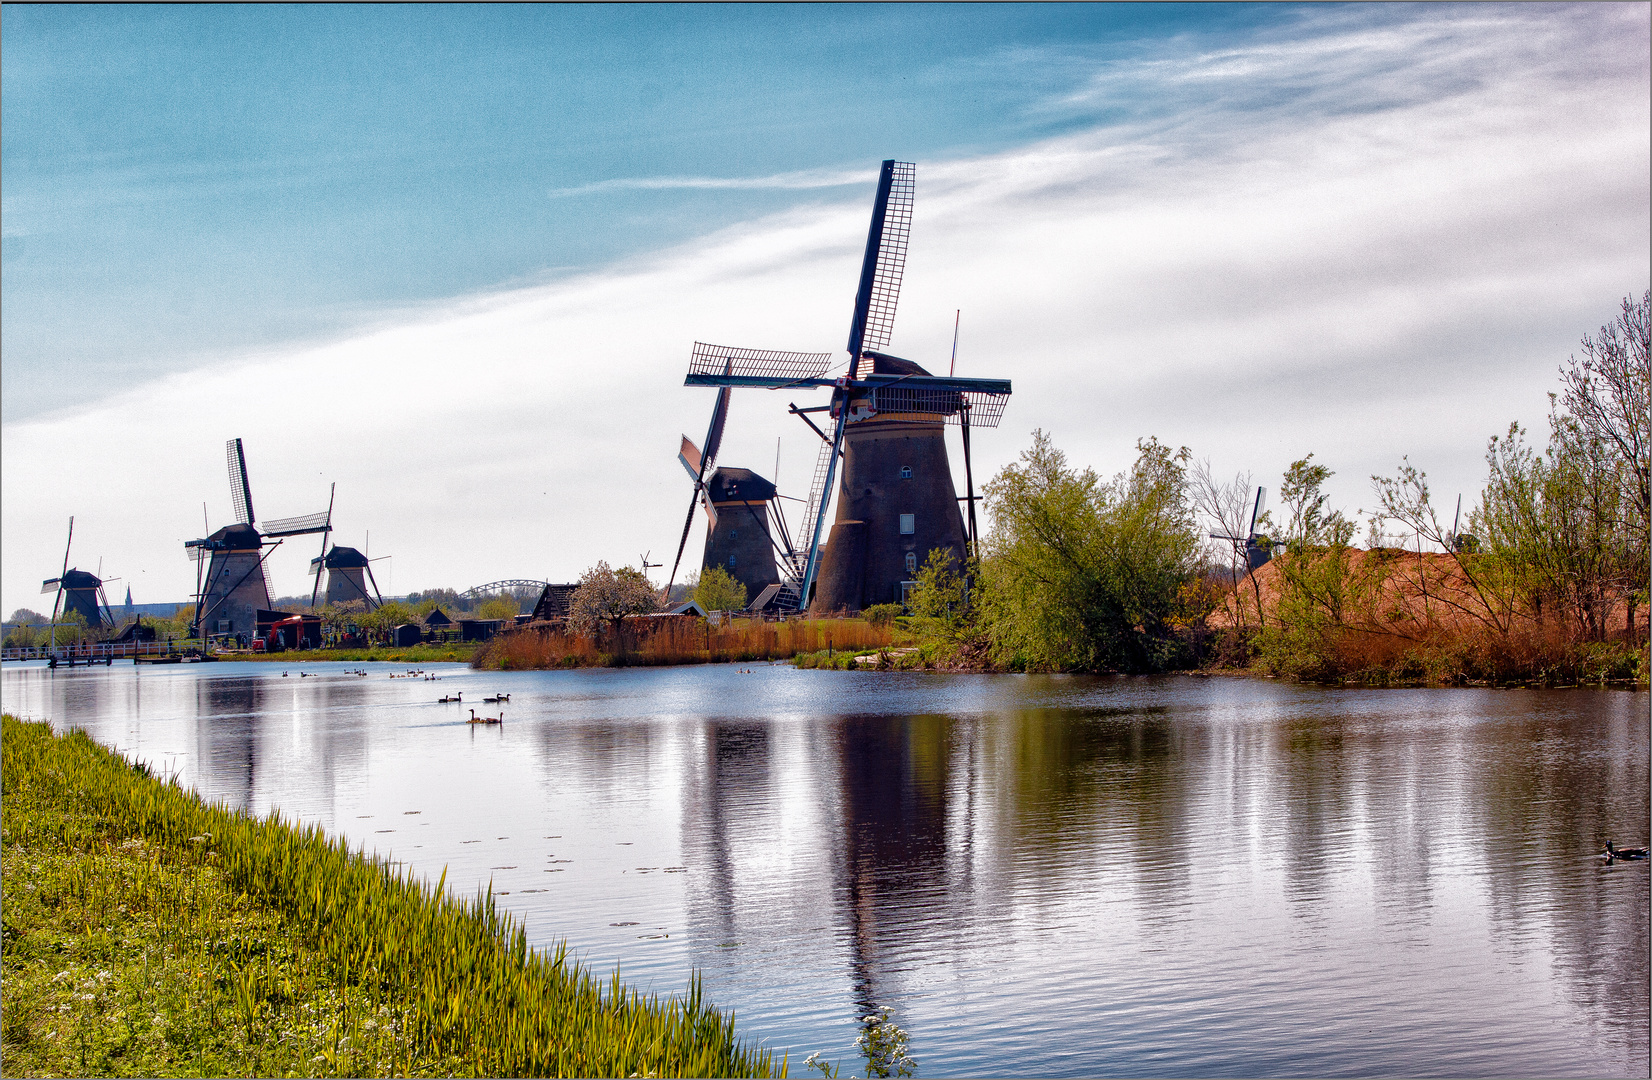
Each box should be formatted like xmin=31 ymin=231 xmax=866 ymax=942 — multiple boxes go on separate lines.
xmin=703 ymin=387 xmax=731 ymax=468
xmin=678 ymin=436 xmax=704 ymax=480
xmin=847 ymin=159 xmax=915 ymax=370
xmin=262 ymin=511 xmax=332 ymax=536
xmin=665 ymin=372 xmax=737 ymax=593
xmin=227 ymin=438 xmax=255 ymax=526
xmin=688 ymin=343 xmax=833 ymax=383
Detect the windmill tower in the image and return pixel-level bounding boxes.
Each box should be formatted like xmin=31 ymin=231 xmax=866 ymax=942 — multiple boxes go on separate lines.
xmin=700 ymin=468 xmax=782 ymax=602
xmin=680 ymin=160 xmax=1011 ymax=611
xmin=1209 ymin=487 xmax=1272 ymax=573
xmin=41 ymin=569 xmax=115 ymax=629
xmin=310 ymin=546 xmax=385 ymax=609
xmin=665 ymin=379 xmax=786 ymax=606
xmin=185 ymin=438 xmax=332 ymax=639
xmin=40 ymin=517 xmax=116 ymax=642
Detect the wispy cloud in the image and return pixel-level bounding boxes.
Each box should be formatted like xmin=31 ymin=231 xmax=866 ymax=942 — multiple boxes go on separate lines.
xmin=1038 ymin=4 xmax=1645 ymax=130
xmin=2 ymin=4 xmax=1646 ymax=615
xmin=547 ymin=166 xmax=878 ymax=198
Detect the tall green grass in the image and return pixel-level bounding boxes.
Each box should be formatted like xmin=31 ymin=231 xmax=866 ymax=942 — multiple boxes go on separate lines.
xmin=1 ymin=716 xmax=783 ymax=1077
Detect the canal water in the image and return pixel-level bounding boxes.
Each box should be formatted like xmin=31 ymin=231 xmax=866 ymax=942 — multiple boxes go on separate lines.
xmin=2 ymin=661 xmax=1646 ymax=1077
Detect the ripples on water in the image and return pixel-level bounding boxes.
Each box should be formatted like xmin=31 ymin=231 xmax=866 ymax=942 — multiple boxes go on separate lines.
xmin=3 ymin=662 xmax=1646 ymax=1077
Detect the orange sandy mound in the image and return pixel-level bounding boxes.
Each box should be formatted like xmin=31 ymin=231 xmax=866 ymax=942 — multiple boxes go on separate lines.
xmin=1210 ymin=548 xmax=1638 ymax=638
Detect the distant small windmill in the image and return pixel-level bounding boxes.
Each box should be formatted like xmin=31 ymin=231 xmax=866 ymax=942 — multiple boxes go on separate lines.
xmin=41 ymin=517 xmax=117 ymax=642
xmin=664 ymin=375 xmax=788 ymax=605
xmin=1210 ymin=487 xmax=1272 ymax=573
xmin=680 ymin=160 xmax=1011 ymax=611
xmin=310 ymin=546 xmax=386 ymax=609
xmin=1446 ymin=495 xmax=1479 ymax=553
xmin=185 ymin=438 xmax=332 ymax=639
xmin=639 ymin=551 xmax=661 ymax=576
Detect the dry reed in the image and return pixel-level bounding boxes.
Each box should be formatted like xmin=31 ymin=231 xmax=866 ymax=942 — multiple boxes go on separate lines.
xmin=475 ymin=617 xmax=897 ymax=670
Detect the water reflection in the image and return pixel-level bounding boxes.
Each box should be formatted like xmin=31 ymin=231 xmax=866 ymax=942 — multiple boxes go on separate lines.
xmin=1 ymin=663 xmax=1645 ymax=1077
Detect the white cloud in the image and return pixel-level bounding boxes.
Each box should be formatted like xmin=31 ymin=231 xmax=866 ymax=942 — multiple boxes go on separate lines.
xmin=547 ymin=166 xmax=879 ymax=199
xmin=3 ymin=4 xmax=1646 ymax=616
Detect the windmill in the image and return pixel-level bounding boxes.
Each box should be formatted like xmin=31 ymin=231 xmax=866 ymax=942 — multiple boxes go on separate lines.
xmin=303 ymin=483 xmax=385 ymax=610
xmin=664 ymin=376 xmax=788 ymax=606
xmin=1445 ymin=495 xmax=1479 ymax=553
xmin=309 ymin=546 xmax=386 ymax=609
xmin=184 ymin=438 xmax=332 ymax=640
xmin=679 ymin=159 xmax=1011 ymax=611
xmin=41 ymin=517 xmax=118 ymax=641
xmin=1209 ymin=487 xmax=1271 ymax=573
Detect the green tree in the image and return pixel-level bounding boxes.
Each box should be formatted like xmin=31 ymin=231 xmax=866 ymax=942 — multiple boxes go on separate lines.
xmin=476 ymin=596 xmax=520 ymax=622
xmin=693 ymin=566 xmax=747 ymax=613
xmin=567 ymin=562 xmax=660 ymax=636
xmin=1252 ymin=456 xmax=1368 ymax=679
xmin=1554 ymin=290 xmax=1649 ymax=637
xmin=978 ymin=431 xmax=1203 ymax=672
xmin=862 ymin=603 xmax=904 ymax=627
xmin=355 ymin=601 xmax=418 ymax=641
xmin=905 ymin=549 xmax=969 ymax=640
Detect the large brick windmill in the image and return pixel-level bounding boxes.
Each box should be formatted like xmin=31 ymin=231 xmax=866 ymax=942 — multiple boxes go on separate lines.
xmin=184 ymin=438 xmax=332 ymax=639
xmin=681 ymin=160 xmax=1011 ymax=611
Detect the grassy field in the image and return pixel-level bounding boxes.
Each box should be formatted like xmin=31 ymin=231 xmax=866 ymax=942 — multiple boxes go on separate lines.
xmin=0 ymin=716 xmax=784 ymax=1078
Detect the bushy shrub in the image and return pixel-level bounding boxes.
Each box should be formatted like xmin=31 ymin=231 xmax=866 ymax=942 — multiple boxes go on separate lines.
xmin=862 ymin=603 xmax=903 ymax=627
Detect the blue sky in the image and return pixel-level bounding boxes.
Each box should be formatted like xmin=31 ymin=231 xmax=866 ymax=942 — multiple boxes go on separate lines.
xmin=2 ymin=4 xmax=1648 ymax=616
xmin=3 ymin=4 xmax=1280 ymax=419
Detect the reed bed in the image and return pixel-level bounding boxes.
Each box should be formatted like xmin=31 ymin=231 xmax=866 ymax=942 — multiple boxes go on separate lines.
xmin=0 ymin=716 xmax=783 ymax=1078
xmin=476 ymin=617 xmax=897 ymax=670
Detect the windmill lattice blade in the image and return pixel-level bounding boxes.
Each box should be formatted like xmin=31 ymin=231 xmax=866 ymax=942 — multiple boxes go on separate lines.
xmin=703 ymin=387 xmax=732 ymax=468
xmin=688 ymin=343 xmax=833 ymax=382
xmin=40 ymin=579 xmax=62 ymax=594
xmin=848 ymin=160 xmax=915 ymax=370
xmin=1249 ymin=488 xmax=1268 ymax=536
xmin=867 ymin=385 xmax=1010 ymax=428
xmin=262 ymin=511 xmax=332 ymax=536
xmin=227 ymin=438 xmax=255 ymax=525
xmin=185 ymin=542 xmax=208 ymax=563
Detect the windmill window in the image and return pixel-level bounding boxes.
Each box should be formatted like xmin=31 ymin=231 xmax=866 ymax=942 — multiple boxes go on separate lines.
xmin=899 ymin=514 xmax=915 ymax=535
xmin=905 ymin=552 xmax=918 ymax=573
xmin=728 ymin=554 xmax=737 ymax=568
xmin=730 ymin=529 xmax=738 ymax=540
xmin=900 ymin=466 xmax=912 ymax=479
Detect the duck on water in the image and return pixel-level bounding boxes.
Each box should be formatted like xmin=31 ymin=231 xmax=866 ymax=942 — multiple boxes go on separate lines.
xmin=1603 ymin=841 xmax=1648 ymax=862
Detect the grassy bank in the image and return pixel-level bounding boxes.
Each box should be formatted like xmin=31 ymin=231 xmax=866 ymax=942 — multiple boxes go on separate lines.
xmin=223 ymin=644 xmax=480 ymax=665
xmin=475 ymin=619 xmax=897 ymax=670
xmin=0 ymin=716 xmax=782 ymax=1078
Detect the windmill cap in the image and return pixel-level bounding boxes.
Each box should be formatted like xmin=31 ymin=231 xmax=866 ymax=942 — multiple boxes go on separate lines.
xmin=59 ymin=569 xmax=103 ymax=588
xmin=860 ymin=350 xmax=932 ymax=377
xmin=208 ymin=522 xmax=264 ymax=548
xmin=318 ymin=546 xmax=370 ymax=569
xmin=707 ymin=467 xmax=777 ymax=504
